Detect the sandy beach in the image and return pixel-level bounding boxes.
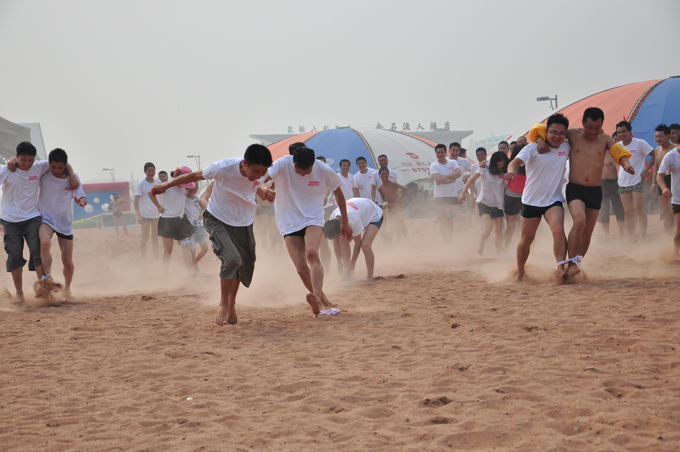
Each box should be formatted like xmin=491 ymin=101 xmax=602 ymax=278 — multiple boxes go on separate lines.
xmin=1 ymin=215 xmax=679 ymax=451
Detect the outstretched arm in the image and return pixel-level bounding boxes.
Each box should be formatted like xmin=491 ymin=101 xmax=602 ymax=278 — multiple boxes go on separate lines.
xmin=459 ymin=172 xmax=481 ymax=203
xmin=151 ymin=170 xmax=205 ymax=195
xmin=199 ymin=181 xmax=214 ymax=210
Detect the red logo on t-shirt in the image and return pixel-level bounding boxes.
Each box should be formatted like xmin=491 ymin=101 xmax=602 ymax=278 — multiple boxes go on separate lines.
xmin=406 ymin=152 xmax=419 ymax=159
xmin=558 ymin=151 xmax=566 ymax=156
xmin=28 ymin=176 xmax=37 ymax=181
xmin=308 ymin=181 xmax=320 ymax=186
xmin=64 ymin=187 xmax=71 ymax=191
xmin=252 ymin=181 xmax=259 ymax=188
xmin=346 ymin=201 xmax=359 ymax=211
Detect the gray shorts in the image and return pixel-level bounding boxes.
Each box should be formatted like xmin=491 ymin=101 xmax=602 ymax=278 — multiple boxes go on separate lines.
xmin=1 ymin=216 xmax=42 ymax=272
xmin=203 ymin=211 xmax=256 ymax=286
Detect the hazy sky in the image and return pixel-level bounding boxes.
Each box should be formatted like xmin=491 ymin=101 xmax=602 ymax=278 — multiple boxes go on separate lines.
xmin=1 ymin=0 xmax=679 ymax=183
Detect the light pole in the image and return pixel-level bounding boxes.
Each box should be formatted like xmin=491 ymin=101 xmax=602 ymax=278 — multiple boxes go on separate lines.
xmin=102 ymin=168 xmax=115 ymax=182
xmin=537 ymin=95 xmax=558 ymax=110
xmin=187 ymin=154 xmax=201 ymax=171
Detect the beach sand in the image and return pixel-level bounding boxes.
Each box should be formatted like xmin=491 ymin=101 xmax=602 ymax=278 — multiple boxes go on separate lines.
xmin=1 ymin=215 xmax=679 ymax=451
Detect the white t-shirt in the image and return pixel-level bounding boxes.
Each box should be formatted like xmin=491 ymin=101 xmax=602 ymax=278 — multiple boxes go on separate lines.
xmin=429 ymin=158 xmax=460 ymax=198
xmin=618 ymin=137 xmax=654 ymax=187
xmin=38 ymin=172 xmax=86 ymax=236
xmin=203 ymin=157 xmax=264 ymax=227
xmin=0 ymin=160 xmax=50 ymax=223
xmin=159 ymin=185 xmax=186 ymax=219
xmin=451 ymin=157 xmax=472 ymax=195
xmin=658 ymin=148 xmax=680 ymax=204
xmin=135 ymin=178 xmax=162 ymax=219
xmin=516 ymin=142 xmax=570 ymax=207
xmin=329 ymin=197 xmax=383 ymax=237
xmin=184 ymin=196 xmax=202 ymax=226
xmin=337 ymin=172 xmax=355 ymax=201
xmin=475 ymin=166 xmax=505 ymax=210
xmin=353 ymin=169 xmax=376 ymax=199
xmin=269 ymin=155 xmax=343 ymax=235
xmin=370 ymin=169 xmax=397 ymax=204
xmin=470 ymin=162 xmax=482 ymax=195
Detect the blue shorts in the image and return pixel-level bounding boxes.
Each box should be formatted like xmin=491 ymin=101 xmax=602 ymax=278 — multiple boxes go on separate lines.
xmin=189 ymin=225 xmax=209 ymax=250
xmin=370 ymin=215 xmax=384 ymax=229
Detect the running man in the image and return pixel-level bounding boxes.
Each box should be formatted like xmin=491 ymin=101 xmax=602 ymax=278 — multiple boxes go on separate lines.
xmin=598 ymin=132 xmax=626 ymax=238
xmin=650 ymin=124 xmax=675 ymax=234
xmin=447 ymin=142 xmax=470 ymax=233
xmin=1 ymin=142 xmax=79 ymax=304
xmin=134 ymin=163 xmax=161 ymax=259
xmin=263 ymin=146 xmax=352 ymax=315
xmin=657 ymin=143 xmax=680 ymax=254
xmin=38 ymin=148 xmax=87 ymax=301
xmin=430 ymin=143 xmax=461 ymax=239
xmin=108 ymin=193 xmax=128 ymax=236
xmin=534 ymin=107 xmax=634 ymax=276
xmin=616 ymin=120 xmax=655 ymax=241
xmin=151 ymin=144 xmax=274 ymax=325
xmin=324 ymin=197 xmax=383 ymax=279
xmin=506 ymin=114 xmax=570 ymax=281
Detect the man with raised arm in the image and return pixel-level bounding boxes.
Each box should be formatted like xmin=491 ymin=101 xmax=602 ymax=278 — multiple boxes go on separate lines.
xmin=534 ymin=107 xmax=634 ymax=277
xmin=506 ymin=114 xmax=570 ymax=282
xmin=151 ymin=144 xmax=274 ymax=326
xmin=263 ymin=146 xmax=352 ymax=316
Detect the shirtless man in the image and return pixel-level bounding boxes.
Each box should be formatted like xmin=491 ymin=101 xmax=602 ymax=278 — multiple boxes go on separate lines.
xmin=377 ymin=167 xmax=409 ymax=240
xmin=650 ymin=124 xmax=675 ymax=234
xmin=263 ymin=146 xmax=352 ymax=316
xmin=536 ymin=107 xmax=634 ymax=276
xmin=371 ymin=154 xmax=397 ymax=205
xmin=324 ymin=197 xmax=383 ymax=279
xmin=108 ymin=193 xmax=128 ymax=236
xmin=598 ymin=132 xmax=626 ymax=238
xmin=616 ymin=120 xmax=655 ymax=241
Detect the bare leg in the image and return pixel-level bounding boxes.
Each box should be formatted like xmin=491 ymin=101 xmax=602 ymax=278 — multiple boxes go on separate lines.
xmin=303 ymin=226 xmax=333 ymax=308
xmin=633 ymin=192 xmax=647 ymax=240
xmin=195 ymin=243 xmax=209 ymax=265
xmin=504 ymin=214 xmax=519 ymax=248
xmin=601 ymin=221 xmax=610 ymax=236
xmin=161 ymin=237 xmax=174 ymax=273
xmin=567 ymin=200 xmax=587 ymax=276
xmin=332 ymin=237 xmax=344 ymax=276
xmin=319 ymin=234 xmax=331 ymax=271
xmin=58 ymin=237 xmax=75 ymax=300
xmin=478 ymin=214 xmax=493 ymax=255
xmin=284 ymin=235 xmax=321 ymax=315
xmin=10 ymin=267 xmax=24 ymax=304
xmin=516 ymin=216 xmax=541 ymax=281
xmin=620 ymin=192 xmax=636 ymax=239
xmin=140 ymin=221 xmax=150 ymax=259
xmin=360 ymin=224 xmax=380 ymax=279
xmin=450 ymin=204 xmax=468 ymax=235
xmin=674 ymin=213 xmax=680 ymax=255
xmin=215 ymin=277 xmax=239 ymax=325
xmin=120 ymin=217 xmax=128 ymax=235
xmin=178 ymin=239 xmax=193 ymax=271
xmin=150 ymin=219 xmax=159 ymax=258
xmin=492 ymin=217 xmax=503 ymax=252
xmin=39 ymin=224 xmax=55 ymax=279
xmin=436 ymin=204 xmax=450 ymax=240
xmin=659 ymin=196 xmax=674 ymax=234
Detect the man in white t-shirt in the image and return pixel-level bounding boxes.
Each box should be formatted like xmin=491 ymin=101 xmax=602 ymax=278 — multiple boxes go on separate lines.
xmin=151 ymin=144 xmax=274 ymax=326
xmin=650 ymin=124 xmax=676 ymax=234
xmin=657 ymin=145 xmax=680 ymax=254
xmin=616 ymin=120 xmax=655 ymax=241
xmin=337 ymin=159 xmax=355 ymax=201
xmin=38 ymin=148 xmax=87 ymax=301
xmin=430 ymin=144 xmax=462 ymax=239
xmin=446 ymin=142 xmax=470 ymax=233
xmin=323 ymin=198 xmax=383 ymax=279
xmin=134 ymin=162 xmax=162 ymax=260
xmin=507 ymin=113 xmax=570 ymax=282
xmin=263 ymin=146 xmax=352 ymax=316
xmin=1 ymin=142 xmax=80 ymax=304
xmin=353 ymin=156 xmax=375 ymax=199
xmin=469 ymin=147 xmax=487 ymax=220
xmin=370 ymin=154 xmax=397 ymax=205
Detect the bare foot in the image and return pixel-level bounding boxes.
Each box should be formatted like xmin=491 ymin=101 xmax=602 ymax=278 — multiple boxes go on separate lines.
xmin=306 ymin=293 xmax=320 ymax=316
xmin=215 ymin=305 xmax=236 ymax=326
xmin=62 ymin=289 xmax=74 ymax=302
xmin=12 ymin=292 xmax=25 ymax=306
xmin=477 ymin=243 xmax=484 ymax=256
xmin=515 ymin=268 xmax=524 ymax=282
xmin=319 ymin=293 xmax=334 ymax=309
xmin=555 ymin=268 xmax=569 ymax=285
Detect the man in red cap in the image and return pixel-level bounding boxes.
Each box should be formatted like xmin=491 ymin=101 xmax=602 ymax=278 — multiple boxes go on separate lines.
xmin=149 ymin=166 xmax=196 ymax=273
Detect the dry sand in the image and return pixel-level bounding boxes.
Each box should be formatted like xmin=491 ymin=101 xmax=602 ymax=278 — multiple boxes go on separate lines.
xmin=1 ymin=214 xmax=679 ymax=451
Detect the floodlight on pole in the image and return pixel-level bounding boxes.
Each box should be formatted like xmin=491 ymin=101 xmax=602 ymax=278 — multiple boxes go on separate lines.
xmin=102 ymin=168 xmax=115 ymax=182
xmin=186 ymin=154 xmax=201 ymax=171
xmin=537 ymin=95 xmax=558 ymax=110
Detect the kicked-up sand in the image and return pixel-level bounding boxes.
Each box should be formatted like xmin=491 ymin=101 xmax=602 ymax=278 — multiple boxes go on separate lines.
xmin=0 ymin=213 xmax=679 ymax=451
